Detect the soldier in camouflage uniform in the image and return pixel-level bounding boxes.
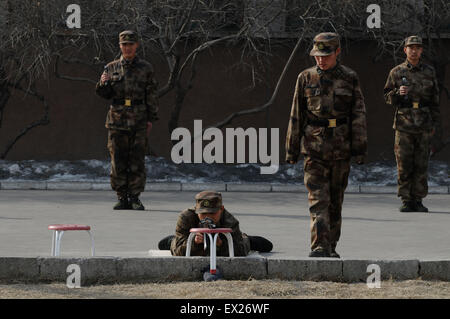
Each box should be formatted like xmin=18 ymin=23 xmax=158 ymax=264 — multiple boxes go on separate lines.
xmin=384 ymin=36 xmax=441 ymax=213
xmin=96 ymin=30 xmax=159 ymax=210
xmin=158 ymin=191 xmax=273 ymax=256
xmin=286 ymin=33 xmax=368 ymax=258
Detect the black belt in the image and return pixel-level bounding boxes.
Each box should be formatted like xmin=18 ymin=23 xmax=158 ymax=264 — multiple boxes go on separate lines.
xmin=399 ymin=101 xmax=425 ymax=109
xmin=112 ymin=98 xmax=143 ymax=106
xmin=307 ymin=117 xmax=348 ymax=128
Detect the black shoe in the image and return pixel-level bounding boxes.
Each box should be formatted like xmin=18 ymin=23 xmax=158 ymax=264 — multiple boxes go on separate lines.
xmin=308 ymin=249 xmax=330 ymax=258
xmin=415 ymin=200 xmax=429 ymax=212
xmin=129 ymin=196 xmax=145 ymax=210
xmin=113 ymin=198 xmax=129 ymax=210
xmin=330 ymin=249 xmax=340 ymax=258
xmin=399 ymin=201 xmax=415 ymax=212
xmin=249 ymin=236 xmax=273 ymax=252
xmin=158 ymin=235 xmax=175 ymax=250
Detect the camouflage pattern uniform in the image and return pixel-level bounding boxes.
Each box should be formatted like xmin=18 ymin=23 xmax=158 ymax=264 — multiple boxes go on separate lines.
xmin=170 ymin=191 xmax=251 ymax=257
xmin=384 ymin=36 xmax=441 ymax=209
xmin=285 ymin=33 xmax=368 ymax=257
xmin=96 ymin=31 xmax=159 ymax=204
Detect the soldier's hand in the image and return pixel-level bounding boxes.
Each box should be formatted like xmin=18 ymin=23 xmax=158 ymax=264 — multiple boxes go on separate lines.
xmin=399 ymin=86 xmax=409 ymax=96
xmin=286 ymin=160 xmax=296 ymax=164
xmin=194 ymin=233 xmax=204 ymax=244
xmin=101 ymin=72 xmax=110 ymax=84
xmin=354 ymin=155 xmax=365 ymax=165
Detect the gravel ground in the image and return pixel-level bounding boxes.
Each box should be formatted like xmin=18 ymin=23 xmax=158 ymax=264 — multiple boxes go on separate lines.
xmin=1 ymin=279 xmax=450 ymax=299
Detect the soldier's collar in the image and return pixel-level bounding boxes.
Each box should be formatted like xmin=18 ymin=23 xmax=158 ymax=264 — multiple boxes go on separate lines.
xmin=316 ymin=62 xmax=341 ymax=77
xmin=405 ymin=59 xmax=423 ymax=71
xmin=120 ymin=55 xmax=138 ymax=66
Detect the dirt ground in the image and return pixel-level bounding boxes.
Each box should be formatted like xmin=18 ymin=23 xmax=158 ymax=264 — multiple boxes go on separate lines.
xmin=1 ymin=279 xmax=450 ymax=299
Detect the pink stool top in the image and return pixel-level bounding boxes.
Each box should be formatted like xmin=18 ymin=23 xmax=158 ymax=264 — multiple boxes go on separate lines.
xmin=48 ymin=224 xmax=91 ymax=231
xmin=189 ymin=228 xmax=232 ymax=233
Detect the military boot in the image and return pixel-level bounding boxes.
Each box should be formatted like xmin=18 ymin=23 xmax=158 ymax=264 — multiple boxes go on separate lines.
xmin=158 ymin=235 xmax=175 ymax=250
xmin=308 ymin=248 xmax=330 ymax=258
xmin=415 ymin=200 xmax=429 ymax=212
xmin=129 ymin=195 xmax=145 ymax=210
xmin=248 ymin=236 xmax=273 ymax=252
xmin=399 ymin=200 xmax=415 ymax=212
xmin=330 ymin=249 xmax=340 ymax=258
xmin=113 ymin=196 xmax=129 ymax=210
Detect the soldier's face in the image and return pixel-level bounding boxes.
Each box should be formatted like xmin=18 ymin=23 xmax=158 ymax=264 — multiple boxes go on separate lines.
xmin=314 ymin=47 xmax=340 ymax=70
xmin=404 ymin=45 xmax=423 ymax=63
xmin=198 ymin=205 xmax=224 ymax=224
xmin=120 ymin=42 xmax=139 ymax=60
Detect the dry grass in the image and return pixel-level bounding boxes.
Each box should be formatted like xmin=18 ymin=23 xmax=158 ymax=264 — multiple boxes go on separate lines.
xmin=1 ymin=279 xmax=450 ymax=299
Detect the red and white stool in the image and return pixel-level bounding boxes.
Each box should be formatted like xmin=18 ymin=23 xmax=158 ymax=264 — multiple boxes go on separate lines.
xmin=186 ymin=228 xmax=234 ymax=275
xmin=48 ymin=224 xmax=95 ymax=257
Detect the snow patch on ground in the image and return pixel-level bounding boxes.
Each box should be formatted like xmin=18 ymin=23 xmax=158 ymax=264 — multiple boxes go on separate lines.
xmin=0 ymin=157 xmax=448 ymax=186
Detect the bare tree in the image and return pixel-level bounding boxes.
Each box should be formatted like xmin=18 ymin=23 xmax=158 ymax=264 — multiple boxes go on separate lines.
xmin=1 ymin=0 xmax=449 ymax=158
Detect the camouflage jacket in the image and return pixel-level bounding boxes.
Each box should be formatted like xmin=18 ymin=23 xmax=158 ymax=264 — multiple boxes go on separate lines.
xmin=170 ymin=208 xmax=251 ymax=257
xmin=286 ymin=63 xmax=368 ymax=162
xmin=95 ymin=55 xmax=159 ymax=130
xmin=384 ymin=59 xmax=440 ymax=134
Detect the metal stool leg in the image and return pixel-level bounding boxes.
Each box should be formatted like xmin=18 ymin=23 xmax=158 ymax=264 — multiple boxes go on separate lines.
xmin=51 ymin=230 xmax=56 ymax=256
xmin=56 ymin=231 xmax=65 ymax=256
xmin=87 ymin=230 xmax=95 ymax=256
xmin=186 ymin=232 xmax=196 ymax=256
xmin=224 ymin=233 xmax=234 ymax=257
xmin=209 ymin=233 xmax=216 ymax=274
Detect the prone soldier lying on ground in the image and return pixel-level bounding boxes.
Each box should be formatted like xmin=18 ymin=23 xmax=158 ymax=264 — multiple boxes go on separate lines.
xmin=158 ymin=191 xmax=273 ymax=256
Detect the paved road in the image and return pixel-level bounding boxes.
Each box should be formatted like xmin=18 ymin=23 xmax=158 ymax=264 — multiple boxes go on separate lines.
xmin=0 ymin=190 xmax=449 ymax=260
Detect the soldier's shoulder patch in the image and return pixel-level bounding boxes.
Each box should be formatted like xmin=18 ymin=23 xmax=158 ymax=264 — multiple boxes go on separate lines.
xmin=423 ymin=63 xmax=435 ymax=73
xmin=338 ymin=64 xmax=357 ymax=82
xmin=391 ymin=63 xmax=406 ymax=75
xmin=183 ymin=208 xmax=196 ymax=216
xmin=137 ymin=59 xmax=155 ymax=72
xmin=300 ymin=66 xmax=318 ymax=80
xmin=106 ymin=59 xmax=121 ymax=68
xmin=339 ymin=64 xmax=357 ymax=76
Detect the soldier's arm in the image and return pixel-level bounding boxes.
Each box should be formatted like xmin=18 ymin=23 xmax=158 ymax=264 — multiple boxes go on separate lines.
xmin=285 ymin=73 xmax=305 ymax=163
xmin=351 ymin=73 xmax=368 ymax=158
xmin=383 ymin=69 xmax=400 ymax=106
xmin=217 ymin=218 xmax=250 ymax=257
xmin=145 ymin=65 xmax=159 ymax=122
xmin=170 ymin=211 xmax=204 ymax=256
xmin=95 ymin=69 xmax=114 ymax=99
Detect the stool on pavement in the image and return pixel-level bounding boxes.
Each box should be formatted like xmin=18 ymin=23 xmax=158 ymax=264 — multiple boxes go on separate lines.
xmin=48 ymin=224 xmax=95 ymax=257
xmin=186 ymin=228 xmax=234 ymax=275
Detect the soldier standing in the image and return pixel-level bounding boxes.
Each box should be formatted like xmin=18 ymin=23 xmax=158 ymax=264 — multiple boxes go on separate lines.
xmin=96 ymin=30 xmax=159 ymax=210
xmin=286 ymin=33 xmax=368 ymax=258
xmin=384 ymin=36 xmax=441 ymax=213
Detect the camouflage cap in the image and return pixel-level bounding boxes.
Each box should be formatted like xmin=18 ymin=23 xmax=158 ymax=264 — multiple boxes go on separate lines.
xmin=404 ymin=35 xmax=422 ymax=47
xmin=119 ymin=30 xmax=138 ymax=44
xmin=194 ymin=191 xmax=223 ymax=214
xmin=310 ymin=32 xmax=340 ymax=56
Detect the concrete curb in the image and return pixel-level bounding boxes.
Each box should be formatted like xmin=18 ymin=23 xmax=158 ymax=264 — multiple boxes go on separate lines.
xmin=1 ymin=257 xmax=449 ymax=284
xmin=0 ymin=181 xmax=449 ymax=194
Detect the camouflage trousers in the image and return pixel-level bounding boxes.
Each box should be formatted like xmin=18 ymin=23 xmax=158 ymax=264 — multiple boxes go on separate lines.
xmin=107 ymin=129 xmax=147 ymax=199
xmin=303 ymin=156 xmax=350 ymax=253
xmin=394 ymin=130 xmax=430 ymax=201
